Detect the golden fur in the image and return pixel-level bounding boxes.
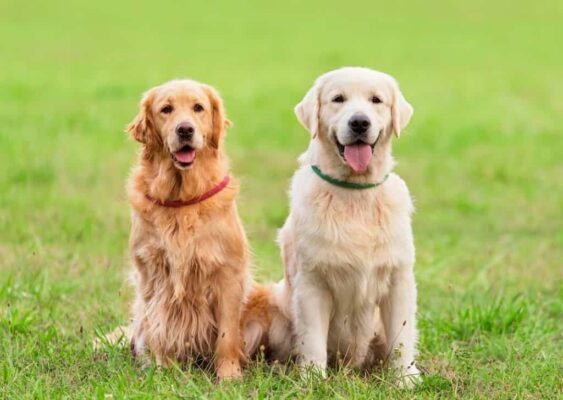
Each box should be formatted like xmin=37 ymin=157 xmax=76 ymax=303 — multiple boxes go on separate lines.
xmin=125 ymin=79 xmax=250 ymax=380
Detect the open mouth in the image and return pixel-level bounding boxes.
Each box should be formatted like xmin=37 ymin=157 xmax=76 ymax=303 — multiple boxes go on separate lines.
xmin=336 ymin=139 xmax=376 ymax=174
xmin=172 ymin=145 xmax=196 ymax=168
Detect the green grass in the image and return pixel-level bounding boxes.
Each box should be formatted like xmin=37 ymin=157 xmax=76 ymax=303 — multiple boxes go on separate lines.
xmin=1 ymin=0 xmax=562 ymax=398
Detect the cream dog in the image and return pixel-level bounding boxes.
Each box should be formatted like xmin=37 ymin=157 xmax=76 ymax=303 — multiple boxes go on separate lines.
xmin=245 ymin=67 xmax=420 ymax=386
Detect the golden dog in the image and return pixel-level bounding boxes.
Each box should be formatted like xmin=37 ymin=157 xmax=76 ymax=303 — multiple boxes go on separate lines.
xmin=125 ymin=79 xmax=250 ymax=380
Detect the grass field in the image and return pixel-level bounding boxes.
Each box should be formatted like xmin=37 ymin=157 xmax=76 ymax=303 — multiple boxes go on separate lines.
xmin=1 ymin=0 xmax=562 ymax=398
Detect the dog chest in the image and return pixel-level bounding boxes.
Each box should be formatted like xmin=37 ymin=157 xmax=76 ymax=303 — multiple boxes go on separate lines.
xmin=289 ymin=170 xmax=415 ymax=273
xmin=130 ymin=210 xmax=247 ymax=361
xmin=293 ymin=204 xmax=408 ymax=271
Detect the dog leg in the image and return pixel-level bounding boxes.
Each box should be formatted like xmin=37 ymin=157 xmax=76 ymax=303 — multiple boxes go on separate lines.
xmin=347 ymin=306 xmax=376 ymax=369
xmin=214 ymin=279 xmax=244 ymax=381
xmin=379 ymin=268 xmax=420 ymax=387
xmin=292 ymin=275 xmax=332 ymax=376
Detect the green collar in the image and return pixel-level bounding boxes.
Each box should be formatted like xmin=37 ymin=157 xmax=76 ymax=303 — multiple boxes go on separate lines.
xmin=311 ymin=165 xmax=389 ymax=190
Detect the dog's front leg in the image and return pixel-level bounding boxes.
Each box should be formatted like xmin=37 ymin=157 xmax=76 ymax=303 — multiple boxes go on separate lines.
xmin=379 ymin=268 xmax=420 ymax=386
xmin=292 ymin=272 xmax=332 ymax=376
xmin=214 ymin=276 xmax=244 ymax=381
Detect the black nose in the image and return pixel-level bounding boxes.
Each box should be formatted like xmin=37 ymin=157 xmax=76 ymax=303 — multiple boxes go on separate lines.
xmin=176 ymin=122 xmax=194 ymax=140
xmin=348 ymin=113 xmax=371 ymax=134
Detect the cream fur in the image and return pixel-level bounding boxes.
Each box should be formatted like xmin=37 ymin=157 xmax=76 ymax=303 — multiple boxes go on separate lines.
xmin=263 ymin=67 xmax=420 ymax=385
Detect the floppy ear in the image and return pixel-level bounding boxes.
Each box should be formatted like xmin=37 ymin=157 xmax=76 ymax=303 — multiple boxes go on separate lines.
xmin=203 ymin=85 xmax=231 ymax=150
xmin=391 ymin=82 xmax=413 ymax=138
xmin=294 ymin=80 xmax=321 ymax=138
xmin=126 ymin=89 xmax=157 ymax=145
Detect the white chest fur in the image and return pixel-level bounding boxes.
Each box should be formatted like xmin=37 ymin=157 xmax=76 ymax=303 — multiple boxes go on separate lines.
xmin=288 ymin=168 xmax=414 ymax=275
xmin=282 ymin=167 xmax=415 ymax=351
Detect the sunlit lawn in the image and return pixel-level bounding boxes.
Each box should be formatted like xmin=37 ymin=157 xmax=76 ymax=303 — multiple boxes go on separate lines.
xmin=1 ymin=0 xmax=561 ymax=398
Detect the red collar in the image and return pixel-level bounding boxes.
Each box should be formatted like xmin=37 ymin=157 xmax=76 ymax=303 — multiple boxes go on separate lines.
xmin=146 ymin=175 xmax=231 ymax=208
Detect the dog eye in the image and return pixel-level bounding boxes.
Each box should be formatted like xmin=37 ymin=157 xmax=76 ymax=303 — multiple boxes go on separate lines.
xmin=332 ymin=95 xmax=345 ymax=103
xmin=160 ymin=105 xmax=173 ymax=114
xmin=371 ymin=96 xmax=382 ymax=104
xmin=193 ymin=103 xmax=204 ymax=113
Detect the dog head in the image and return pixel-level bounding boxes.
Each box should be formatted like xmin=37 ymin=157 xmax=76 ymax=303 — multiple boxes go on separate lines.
xmin=127 ymin=79 xmax=231 ymax=170
xmin=295 ymin=67 xmax=413 ymax=174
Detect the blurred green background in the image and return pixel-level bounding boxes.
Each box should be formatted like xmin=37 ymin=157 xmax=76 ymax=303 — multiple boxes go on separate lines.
xmin=1 ymin=0 xmax=561 ymax=398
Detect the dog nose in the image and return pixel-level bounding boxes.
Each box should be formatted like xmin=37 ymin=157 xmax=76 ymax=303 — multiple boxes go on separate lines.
xmin=176 ymin=122 xmax=194 ymax=140
xmin=348 ymin=113 xmax=371 ymax=134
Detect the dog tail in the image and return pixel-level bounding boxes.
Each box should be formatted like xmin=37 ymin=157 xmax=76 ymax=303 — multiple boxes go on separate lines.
xmin=242 ymin=280 xmax=293 ymax=361
xmin=241 ymin=282 xmax=273 ymax=357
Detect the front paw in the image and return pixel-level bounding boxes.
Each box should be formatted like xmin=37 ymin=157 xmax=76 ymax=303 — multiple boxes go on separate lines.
xmin=396 ymin=364 xmax=421 ymax=389
xmin=216 ymin=358 xmax=243 ymax=382
xmin=298 ymin=360 xmax=327 ymax=380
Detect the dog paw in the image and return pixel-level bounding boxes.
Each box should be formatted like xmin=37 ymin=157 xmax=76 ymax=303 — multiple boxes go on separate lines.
xmin=396 ymin=365 xmax=421 ymax=389
xmin=216 ymin=359 xmax=243 ymax=382
xmin=298 ymin=361 xmax=327 ymax=380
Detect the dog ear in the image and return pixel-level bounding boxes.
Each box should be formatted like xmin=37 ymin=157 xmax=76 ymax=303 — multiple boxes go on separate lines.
xmin=126 ymin=89 xmax=157 ymax=145
xmin=294 ymin=80 xmax=321 ymax=138
xmin=203 ymin=85 xmax=231 ymax=150
xmin=391 ymin=81 xmax=413 ymax=138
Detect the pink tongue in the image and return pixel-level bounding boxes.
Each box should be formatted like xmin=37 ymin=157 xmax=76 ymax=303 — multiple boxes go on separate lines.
xmin=343 ymin=143 xmax=373 ymax=173
xmin=175 ymin=149 xmax=196 ymax=163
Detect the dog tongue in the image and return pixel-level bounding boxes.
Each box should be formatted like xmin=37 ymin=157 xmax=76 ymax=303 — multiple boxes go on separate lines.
xmin=343 ymin=143 xmax=373 ymax=173
xmin=175 ymin=148 xmax=196 ymax=163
